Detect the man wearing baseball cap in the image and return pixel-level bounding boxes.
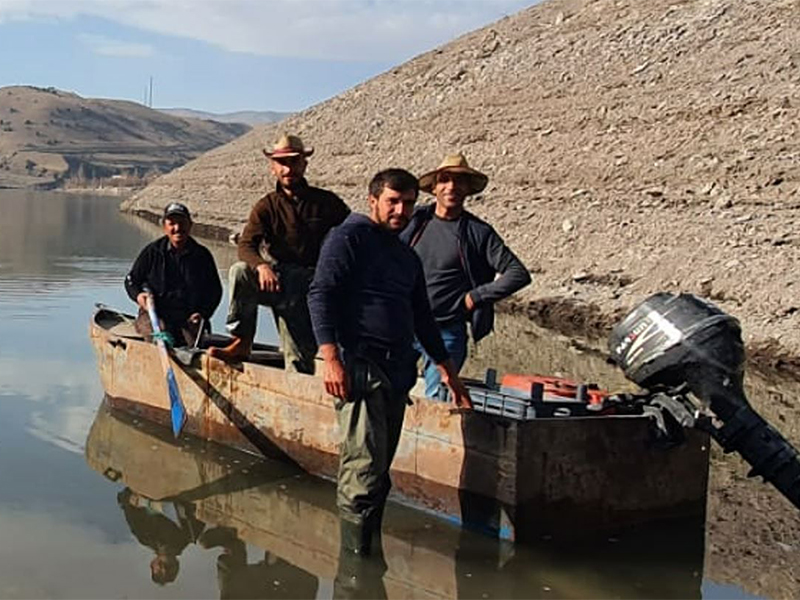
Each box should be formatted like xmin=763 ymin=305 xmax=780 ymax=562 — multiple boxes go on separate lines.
xmin=401 ymin=153 xmax=531 ymax=397
xmin=210 ymin=134 xmax=350 ymax=373
xmin=125 ymin=202 xmax=223 ymax=346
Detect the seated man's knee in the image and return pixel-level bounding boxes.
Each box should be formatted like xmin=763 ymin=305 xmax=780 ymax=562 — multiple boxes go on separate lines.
xmin=228 ymin=261 xmax=252 ymax=284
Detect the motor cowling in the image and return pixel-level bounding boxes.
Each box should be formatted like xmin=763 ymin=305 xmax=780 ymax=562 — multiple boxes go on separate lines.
xmin=608 ymin=292 xmax=747 ymax=418
xmin=609 ymin=293 xmax=800 ymax=510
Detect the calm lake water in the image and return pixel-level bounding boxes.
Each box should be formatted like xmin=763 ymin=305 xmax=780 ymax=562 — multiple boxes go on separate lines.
xmin=0 ymin=190 xmax=764 ymax=599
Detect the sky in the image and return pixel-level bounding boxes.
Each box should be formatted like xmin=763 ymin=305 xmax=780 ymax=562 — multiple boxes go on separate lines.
xmin=0 ymin=0 xmax=531 ymax=114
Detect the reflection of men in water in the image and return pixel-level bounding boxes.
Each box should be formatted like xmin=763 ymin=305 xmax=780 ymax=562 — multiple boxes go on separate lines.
xmin=125 ymin=202 xmax=222 ymax=347
xmin=308 ymin=168 xmax=471 ymax=556
xmin=199 ymin=525 xmax=318 ymax=599
xmin=117 ymin=488 xmax=205 ymax=585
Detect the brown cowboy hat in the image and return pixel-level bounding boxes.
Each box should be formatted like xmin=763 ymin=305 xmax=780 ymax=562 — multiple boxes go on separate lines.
xmin=418 ymin=153 xmax=488 ymax=195
xmin=262 ymin=133 xmax=314 ymax=159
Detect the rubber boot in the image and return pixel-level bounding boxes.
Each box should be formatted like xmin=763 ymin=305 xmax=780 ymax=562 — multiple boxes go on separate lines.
xmin=339 ymin=517 xmax=372 ymax=556
xmin=369 ymin=504 xmax=385 ymax=552
xmin=334 ymin=519 xmax=387 ymax=600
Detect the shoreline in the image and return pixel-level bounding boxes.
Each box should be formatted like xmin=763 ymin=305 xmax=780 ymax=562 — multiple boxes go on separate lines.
xmin=54 ymin=186 xmax=139 ymax=198
xmin=0 ymin=182 xmax=141 ymax=198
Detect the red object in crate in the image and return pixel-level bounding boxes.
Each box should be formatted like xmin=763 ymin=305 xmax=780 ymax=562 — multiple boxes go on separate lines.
xmin=500 ymin=374 xmax=609 ymax=406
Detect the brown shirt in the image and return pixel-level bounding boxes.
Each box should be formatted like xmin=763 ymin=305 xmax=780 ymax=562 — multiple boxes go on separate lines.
xmin=238 ymin=180 xmax=350 ymax=269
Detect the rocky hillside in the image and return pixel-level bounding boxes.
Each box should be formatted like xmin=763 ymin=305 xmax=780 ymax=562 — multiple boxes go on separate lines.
xmin=123 ymin=0 xmax=800 ymax=366
xmin=0 ymin=86 xmax=249 ymax=189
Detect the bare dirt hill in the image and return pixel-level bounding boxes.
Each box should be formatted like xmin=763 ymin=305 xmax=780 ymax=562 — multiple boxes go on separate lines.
xmin=123 ymin=0 xmax=800 ymax=370
xmin=158 ymin=108 xmax=290 ymax=126
xmin=0 ymin=86 xmax=249 ymax=189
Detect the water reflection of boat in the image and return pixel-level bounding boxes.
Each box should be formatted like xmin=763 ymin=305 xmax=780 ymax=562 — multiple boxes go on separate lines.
xmin=89 ymin=306 xmax=710 ymax=541
xmin=85 ymin=405 xmax=705 ymax=599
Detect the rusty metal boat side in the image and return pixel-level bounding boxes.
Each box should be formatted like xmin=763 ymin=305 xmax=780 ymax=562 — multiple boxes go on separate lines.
xmin=90 ymin=307 xmax=710 ymax=540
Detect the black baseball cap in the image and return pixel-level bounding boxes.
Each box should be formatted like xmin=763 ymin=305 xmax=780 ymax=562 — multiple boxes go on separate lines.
xmin=163 ymin=202 xmax=191 ymax=220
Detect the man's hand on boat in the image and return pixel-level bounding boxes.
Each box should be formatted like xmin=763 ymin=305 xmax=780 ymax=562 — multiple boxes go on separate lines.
xmin=256 ymin=263 xmax=281 ymax=293
xmin=438 ymin=359 xmax=473 ymax=411
xmin=320 ymin=343 xmax=349 ymax=400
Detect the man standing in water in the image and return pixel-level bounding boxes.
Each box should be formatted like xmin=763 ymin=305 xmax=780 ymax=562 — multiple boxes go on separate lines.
xmin=210 ymin=134 xmax=349 ymax=373
xmin=308 ymin=168 xmax=472 ymax=558
xmin=401 ymin=153 xmax=531 ymax=397
xmin=125 ymin=202 xmax=222 ymax=346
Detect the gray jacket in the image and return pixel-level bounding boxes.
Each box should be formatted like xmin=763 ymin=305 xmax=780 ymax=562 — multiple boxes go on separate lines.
xmin=400 ymin=204 xmax=531 ymax=342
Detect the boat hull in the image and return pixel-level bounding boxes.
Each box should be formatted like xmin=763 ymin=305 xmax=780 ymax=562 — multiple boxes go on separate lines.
xmin=90 ymin=309 xmax=710 ymax=540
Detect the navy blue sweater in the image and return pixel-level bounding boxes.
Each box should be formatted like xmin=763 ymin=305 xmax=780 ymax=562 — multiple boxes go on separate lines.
xmin=308 ymin=213 xmax=448 ymax=363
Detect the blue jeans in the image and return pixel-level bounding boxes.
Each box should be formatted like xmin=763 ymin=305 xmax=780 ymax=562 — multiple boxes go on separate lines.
xmin=416 ymin=321 xmax=468 ymax=399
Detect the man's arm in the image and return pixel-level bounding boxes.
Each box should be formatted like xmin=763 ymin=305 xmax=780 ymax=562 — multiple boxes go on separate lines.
xmin=237 ymin=199 xmax=271 ymax=270
xmin=307 ymin=227 xmax=356 ymax=348
xmin=124 ymin=245 xmax=153 ymax=308
xmin=412 ymin=263 xmax=472 ymax=409
xmin=411 ymin=267 xmax=449 ymax=364
xmin=469 ymin=228 xmax=531 ymax=306
xmin=308 ymin=226 xmax=357 ymax=400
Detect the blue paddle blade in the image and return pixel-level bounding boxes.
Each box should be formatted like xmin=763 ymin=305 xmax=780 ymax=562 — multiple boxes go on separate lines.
xmin=166 ymin=368 xmax=187 ymax=437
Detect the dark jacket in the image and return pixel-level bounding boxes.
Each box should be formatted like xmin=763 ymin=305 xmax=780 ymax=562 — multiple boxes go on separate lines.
xmin=400 ymin=204 xmax=531 ymax=342
xmin=238 ymin=180 xmax=350 ymax=269
xmin=125 ymin=236 xmax=222 ymax=324
xmin=117 ymin=488 xmax=204 ymax=556
xmin=308 ymin=213 xmax=448 ymax=364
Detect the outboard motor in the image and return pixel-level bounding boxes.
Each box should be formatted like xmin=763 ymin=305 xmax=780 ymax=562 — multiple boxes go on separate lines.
xmin=609 ymin=293 xmax=800 ymax=510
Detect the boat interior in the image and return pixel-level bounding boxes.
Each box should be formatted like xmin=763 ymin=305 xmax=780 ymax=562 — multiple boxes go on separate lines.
xmin=94 ymin=306 xmax=286 ymax=368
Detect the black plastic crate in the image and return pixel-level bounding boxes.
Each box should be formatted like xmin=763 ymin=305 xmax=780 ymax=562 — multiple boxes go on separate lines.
xmin=436 ymin=377 xmax=592 ymax=421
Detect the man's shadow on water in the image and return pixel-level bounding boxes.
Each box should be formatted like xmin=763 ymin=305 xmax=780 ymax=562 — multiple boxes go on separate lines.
xmin=117 ymin=485 xmax=320 ymax=598
xmin=117 ymin=487 xmax=206 ymax=586
xmin=199 ymin=525 xmax=318 ymax=600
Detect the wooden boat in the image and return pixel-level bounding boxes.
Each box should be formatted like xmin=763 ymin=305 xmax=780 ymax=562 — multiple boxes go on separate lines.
xmin=84 ymin=404 xmax=705 ymax=599
xmin=89 ymin=306 xmax=711 ymax=542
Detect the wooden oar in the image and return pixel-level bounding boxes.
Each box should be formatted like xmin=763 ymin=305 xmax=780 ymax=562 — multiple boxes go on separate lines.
xmin=143 ymin=287 xmax=187 ymax=437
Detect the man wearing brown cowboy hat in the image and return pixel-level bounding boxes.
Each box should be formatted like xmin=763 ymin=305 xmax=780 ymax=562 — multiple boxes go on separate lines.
xmin=400 ymin=153 xmax=531 ymax=397
xmin=209 ymin=134 xmax=349 ymax=372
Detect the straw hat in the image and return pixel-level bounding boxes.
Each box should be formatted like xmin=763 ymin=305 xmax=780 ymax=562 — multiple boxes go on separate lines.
xmin=418 ymin=153 xmax=488 ymax=195
xmin=263 ymin=133 xmax=314 ymax=158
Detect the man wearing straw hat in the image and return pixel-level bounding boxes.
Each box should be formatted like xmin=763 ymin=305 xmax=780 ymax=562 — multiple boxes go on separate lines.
xmin=401 ymin=153 xmax=531 ymax=397
xmin=210 ymin=134 xmax=350 ymax=372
